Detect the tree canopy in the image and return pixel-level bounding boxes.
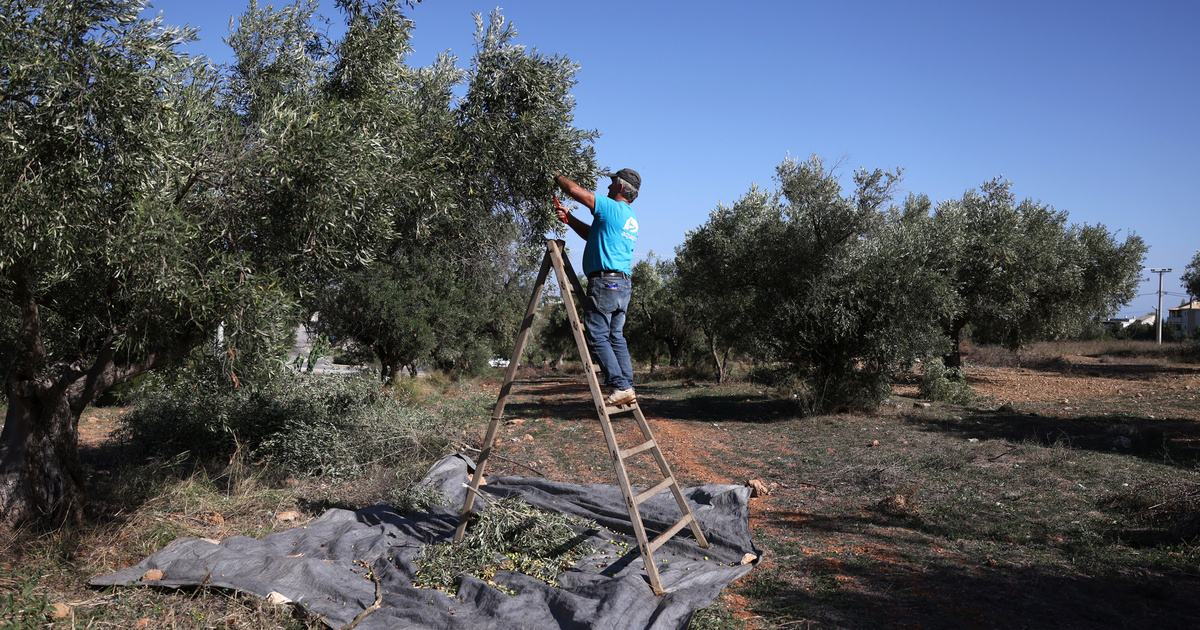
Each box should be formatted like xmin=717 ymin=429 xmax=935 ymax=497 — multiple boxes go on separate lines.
xmin=675 ymin=156 xmax=953 ymax=409
xmin=306 ymin=10 xmax=598 ymax=382
xmin=0 ymin=0 xmax=593 ymax=526
xmin=926 ymin=179 xmax=1147 ymax=364
xmin=672 ymin=158 xmax=1147 ymax=409
xmin=627 ymin=255 xmax=696 ymax=371
xmin=1183 ymin=252 xmax=1200 ymax=301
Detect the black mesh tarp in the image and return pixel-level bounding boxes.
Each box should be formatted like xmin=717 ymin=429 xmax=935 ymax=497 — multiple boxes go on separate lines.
xmin=92 ymin=455 xmax=760 ymax=629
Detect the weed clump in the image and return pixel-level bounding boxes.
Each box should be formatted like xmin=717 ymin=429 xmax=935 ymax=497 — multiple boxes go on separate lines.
xmin=116 ymin=372 xmax=451 ymax=480
xmin=414 ymin=498 xmax=596 ymax=594
xmin=918 ymin=359 xmax=975 ymax=405
xmin=1099 ymin=477 xmax=1200 ymax=540
xmin=0 ymin=578 xmax=47 ymax=628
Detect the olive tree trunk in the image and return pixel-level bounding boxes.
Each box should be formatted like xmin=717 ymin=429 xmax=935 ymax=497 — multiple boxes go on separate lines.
xmin=1 ymin=374 xmax=91 ymax=527
xmin=706 ymin=333 xmax=731 ymax=384
xmin=0 ymin=330 xmax=181 ymax=528
xmin=943 ymin=318 xmax=970 ymax=369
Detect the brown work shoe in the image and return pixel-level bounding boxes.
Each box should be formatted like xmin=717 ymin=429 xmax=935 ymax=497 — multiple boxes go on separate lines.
xmin=604 ymin=388 xmax=636 ymax=407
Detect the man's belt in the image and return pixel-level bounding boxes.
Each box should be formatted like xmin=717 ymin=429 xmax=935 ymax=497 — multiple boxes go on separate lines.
xmin=587 ymin=270 xmax=629 ymax=279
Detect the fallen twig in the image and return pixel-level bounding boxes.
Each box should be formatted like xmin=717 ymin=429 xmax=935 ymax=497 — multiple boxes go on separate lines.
xmin=336 ymin=573 xmax=383 ymax=630
xmin=454 ymin=442 xmax=547 ymax=478
xmin=988 ymin=449 xmax=1017 ymax=462
xmin=67 ymin=594 xmax=118 ymax=608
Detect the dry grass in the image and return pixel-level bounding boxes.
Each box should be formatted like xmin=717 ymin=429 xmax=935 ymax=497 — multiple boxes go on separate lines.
xmin=1 ymin=376 xmax=488 ymax=630
xmin=967 ymin=339 xmax=1192 ymax=368
xmin=1100 ymin=477 xmax=1200 ymax=539
xmin=1 ymin=454 xmax=324 ymax=629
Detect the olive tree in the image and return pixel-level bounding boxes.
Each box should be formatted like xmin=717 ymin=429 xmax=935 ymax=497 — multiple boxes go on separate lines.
xmin=0 ymin=0 xmax=398 ymax=527
xmin=750 ymin=158 xmax=951 ymax=409
xmin=1183 ymin=252 xmax=1200 ymax=301
xmin=676 ymin=156 xmax=951 ymax=407
xmin=674 ymin=186 xmax=778 ymax=383
xmin=928 ymin=179 xmax=1147 ymax=365
xmin=627 ymin=256 xmax=695 ymax=371
xmin=308 ymin=10 xmax=599 ymax=382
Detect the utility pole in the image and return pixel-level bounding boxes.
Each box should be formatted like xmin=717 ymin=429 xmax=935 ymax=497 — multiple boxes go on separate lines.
xmin=1149 ymin=268 xmax=1173 ymax=344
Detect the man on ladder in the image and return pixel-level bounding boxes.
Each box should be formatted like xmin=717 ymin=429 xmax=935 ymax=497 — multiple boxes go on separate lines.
xmin=458 ymin=172 xmax=710 ymax=594
xmin=552 ymin=168 xmax=641 ymax=407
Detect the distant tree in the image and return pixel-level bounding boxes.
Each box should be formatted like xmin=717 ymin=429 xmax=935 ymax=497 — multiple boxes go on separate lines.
xmin=0 ymin=0 xmax=397 ymax=526
xmin=526 ymin=301 xmax=574 ymax=367
xmin=628 ymin=255 xmax=695 ymax=371
xmin=676 ymin=156 xmax=952 ymax=408
xmin=674 ymin=186 xmax=778 ymax=383
xmin=1114 ymin=321 xmax=1179 ymax=342
xmin=1183 ymin=252 xmax=1200 ymax=301
xmin=312 ymin=248 xmax=467 ymax=382
xmin=928 ymin=179 xmax=1147 ymax=365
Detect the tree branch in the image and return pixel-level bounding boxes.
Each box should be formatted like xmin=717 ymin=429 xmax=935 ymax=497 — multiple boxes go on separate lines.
xmin=12 ymin=270 xmax=47 ymax=366
xmin=77 ymin=331 xmax=200 ymax=407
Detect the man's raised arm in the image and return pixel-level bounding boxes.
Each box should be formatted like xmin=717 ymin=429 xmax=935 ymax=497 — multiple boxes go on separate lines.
xmin=553 ymin=172 xmax=595 ymax=210
xmin=553 ymin=172 xmax=594 ymax=240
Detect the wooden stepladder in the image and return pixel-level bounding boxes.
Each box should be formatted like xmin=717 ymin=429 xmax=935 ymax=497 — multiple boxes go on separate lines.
xmin=454 ymin=239 xmax=709 ymax=595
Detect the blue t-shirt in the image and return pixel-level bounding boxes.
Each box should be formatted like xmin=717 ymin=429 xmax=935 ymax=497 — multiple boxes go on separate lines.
xmin=582 ymin=195 xmax=638 ymax=275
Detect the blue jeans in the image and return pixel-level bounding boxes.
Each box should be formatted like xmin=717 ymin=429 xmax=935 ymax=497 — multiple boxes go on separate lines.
xmin=584 ymin=276 xmax=634 ymax=391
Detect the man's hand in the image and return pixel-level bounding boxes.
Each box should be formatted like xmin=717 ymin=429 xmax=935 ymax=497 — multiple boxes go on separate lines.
xmin=553 ymin=193 xmax=590 ymax=240
xmin=551 ymin=171 xmax=596 ymax=211
xmin=553 ymin=196 xmax=570 ymax=224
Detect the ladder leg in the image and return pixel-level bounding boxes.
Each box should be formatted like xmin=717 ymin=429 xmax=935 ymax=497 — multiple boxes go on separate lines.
xmin=454 ymin=250 xmax=553 ymax=543
xmin=594 ymin=406 xmax=667 ymax=593
xmin=630 ymin=406 xmax=710 ymax=549
xmin=547 ymin=241 xmax=609 ymax=414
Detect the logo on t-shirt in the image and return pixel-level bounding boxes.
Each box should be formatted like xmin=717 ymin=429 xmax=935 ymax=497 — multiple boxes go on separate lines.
xmin=622 ymin=217 xmax=639 ymax=241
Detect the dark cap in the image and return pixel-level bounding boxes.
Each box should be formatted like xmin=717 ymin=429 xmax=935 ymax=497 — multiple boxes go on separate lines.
xmin=607 ymin=168 xmax=641 ymax=191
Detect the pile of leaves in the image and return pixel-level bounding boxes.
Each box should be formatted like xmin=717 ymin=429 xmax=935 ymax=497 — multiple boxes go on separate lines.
xmin=414 ymin=498 xmax=597 ymax=594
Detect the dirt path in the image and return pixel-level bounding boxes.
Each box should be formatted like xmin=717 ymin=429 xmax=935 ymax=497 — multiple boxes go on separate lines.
xmin=78 ymin=407 xmax=125 ymax=449
xmin=896 ymin=357 xmax=1200 ymax=407
xmin=470 ymin=376 xmax=749 ymax=488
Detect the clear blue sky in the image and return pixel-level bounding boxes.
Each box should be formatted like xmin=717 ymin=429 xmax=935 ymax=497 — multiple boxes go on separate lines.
xmin=147 ymin=0 xmax=1199 ymax=318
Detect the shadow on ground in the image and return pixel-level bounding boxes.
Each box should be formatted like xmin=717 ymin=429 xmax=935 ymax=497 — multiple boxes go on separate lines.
xmin=968 ymin=356 xmax=1200 ymax=382
xmin=754 ymin=509 xmax=1200 ymax=630
xmin=909 ymin=409 xmax=1200 ymax=469
xmin=499 ymin=376 xmax=795 ymax=424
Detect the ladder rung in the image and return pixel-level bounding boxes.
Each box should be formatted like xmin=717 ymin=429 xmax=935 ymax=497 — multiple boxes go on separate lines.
xmin=605 ymin=403 xmax=636 ymax=414
xmin=619 ymin=439 xmax=657 ymax=461
xmin=634 ymin=477 xmax=675 ymax=506
xmin=649 ymin=513 xmax=695 ymax=553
